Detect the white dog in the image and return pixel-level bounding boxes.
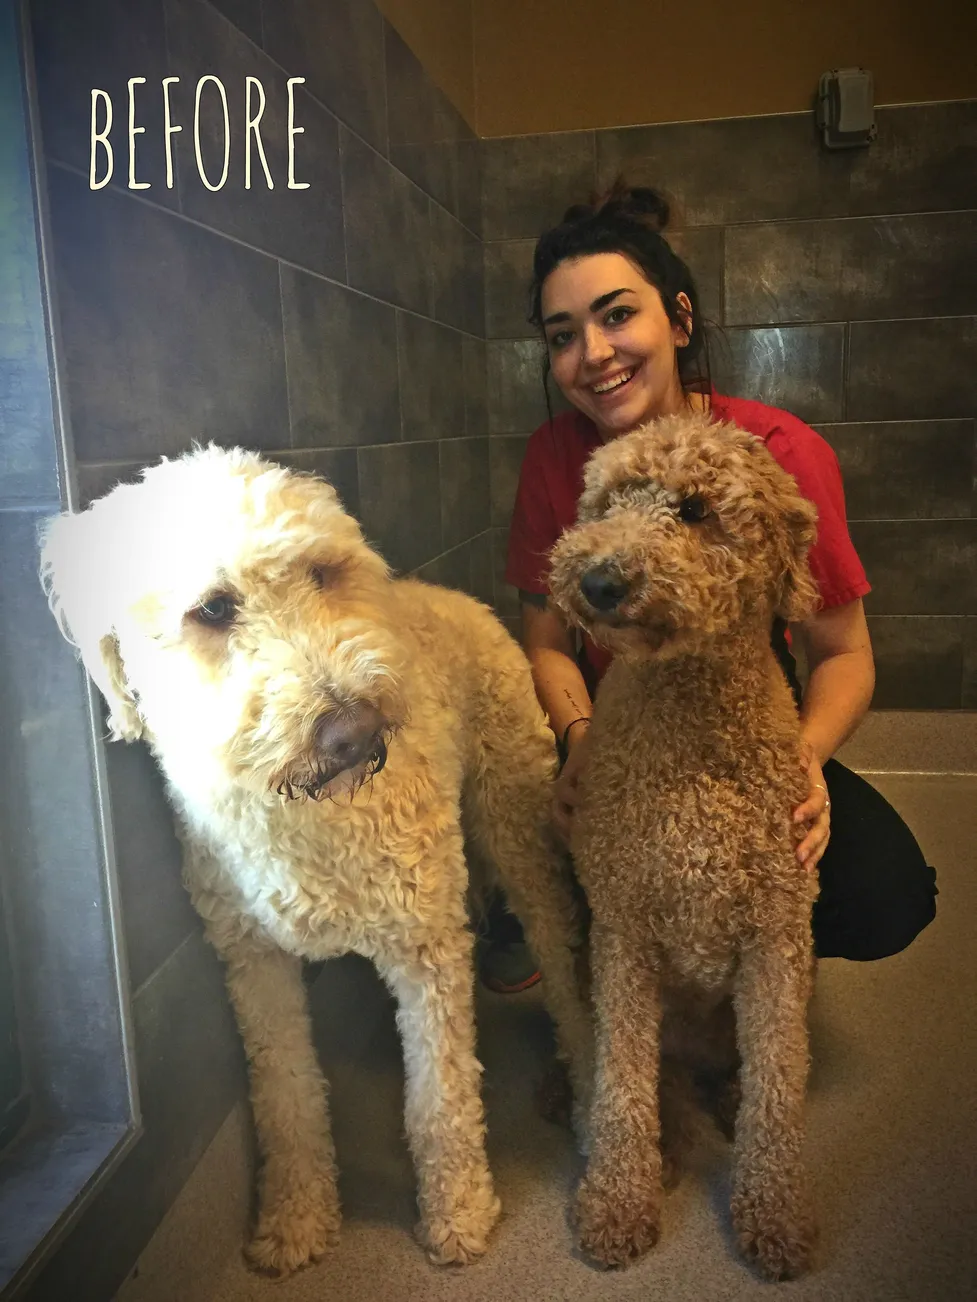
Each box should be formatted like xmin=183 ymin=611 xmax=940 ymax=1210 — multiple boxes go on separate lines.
xmin=40 ymin=445 xmax=591 ymax=1273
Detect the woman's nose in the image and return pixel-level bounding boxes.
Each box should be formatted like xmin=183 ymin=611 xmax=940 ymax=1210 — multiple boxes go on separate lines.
xmin=581 ymin=324 xmax=614 ymax=366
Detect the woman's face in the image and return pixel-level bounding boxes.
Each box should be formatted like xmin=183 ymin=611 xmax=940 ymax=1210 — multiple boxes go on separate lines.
xmin=540 ymin=252 xmax=692 ymax=438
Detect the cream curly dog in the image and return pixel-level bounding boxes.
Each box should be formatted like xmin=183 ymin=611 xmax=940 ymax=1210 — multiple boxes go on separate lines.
xmin=40 ymin=445 xmax=592 ymax=1273
xmin=549 ymin=413 xmax=821 ymax=1280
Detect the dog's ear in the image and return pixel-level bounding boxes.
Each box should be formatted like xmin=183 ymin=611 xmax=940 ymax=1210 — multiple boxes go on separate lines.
xmin=773 ymin=494 xmax=820 ymax=624
xmin=38 ymin=510 xmax=145 ymax=742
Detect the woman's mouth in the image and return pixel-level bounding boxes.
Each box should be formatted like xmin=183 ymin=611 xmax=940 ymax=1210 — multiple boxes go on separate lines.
xmin=590 ymin=366 xmax=638 ymax=398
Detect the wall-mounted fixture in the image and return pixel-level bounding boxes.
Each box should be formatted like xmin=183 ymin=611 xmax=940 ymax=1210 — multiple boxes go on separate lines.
xmin=816 ymin=68 xmax=877 ymax=149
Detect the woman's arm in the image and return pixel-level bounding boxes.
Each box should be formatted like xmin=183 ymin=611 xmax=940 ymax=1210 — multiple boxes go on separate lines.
xmin=520 ymin=595 xmax=593 ymax=747
xmin=790 ymin=597 xmax=875 ymax=866
xmin=520 ymin=595 xmax=594 ymax=843
xmin=795 ymin=598 xmax=875 ymax=764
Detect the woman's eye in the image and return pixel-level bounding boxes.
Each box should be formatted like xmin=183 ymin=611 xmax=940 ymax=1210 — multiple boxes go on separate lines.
xmin=677 ymin=495 xmax=710 ymax=524
xmin=605 ymin=306 xmax=634 ymax=326
xmin=194 ymin=594 xmax=237 ymax=625
xmin=547 ymin=330 xmax=573 ymax=350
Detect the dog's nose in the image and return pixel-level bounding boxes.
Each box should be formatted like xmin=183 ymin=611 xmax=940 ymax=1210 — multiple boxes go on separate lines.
xmin=579 ymin=563 xmax=630 ymax=612
xmin=313 ymin=702 xmax=385 ymax=772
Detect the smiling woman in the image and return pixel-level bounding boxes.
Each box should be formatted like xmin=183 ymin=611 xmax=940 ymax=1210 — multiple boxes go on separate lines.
xmin=477 ymin=181 xmax=938 ymax=994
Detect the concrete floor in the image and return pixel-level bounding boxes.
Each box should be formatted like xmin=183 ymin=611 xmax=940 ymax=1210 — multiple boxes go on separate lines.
xmin=117 ymin=758 xmax=977 ymax=1302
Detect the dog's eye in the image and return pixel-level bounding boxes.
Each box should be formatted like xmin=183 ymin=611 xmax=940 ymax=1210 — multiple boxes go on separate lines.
xmin=194 ymin=594 xmax=237 ymax=625
xmin=677 ymin=495 xmax=710 ymax=524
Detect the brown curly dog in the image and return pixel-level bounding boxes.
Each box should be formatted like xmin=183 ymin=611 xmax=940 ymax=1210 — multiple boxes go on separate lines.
xmin=549 ymin=412 xmax=821 ymax=1280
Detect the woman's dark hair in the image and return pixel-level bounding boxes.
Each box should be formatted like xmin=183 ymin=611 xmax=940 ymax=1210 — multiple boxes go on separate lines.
xmin=528 ymin=179 xmax=713 ymax=414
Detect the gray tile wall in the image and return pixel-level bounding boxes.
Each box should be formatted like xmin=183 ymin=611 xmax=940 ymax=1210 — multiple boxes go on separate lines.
xmin=23 ymin=0 xmax=486 ymax=1296
xmin=481 ymin=102 xmax=977 ymax=707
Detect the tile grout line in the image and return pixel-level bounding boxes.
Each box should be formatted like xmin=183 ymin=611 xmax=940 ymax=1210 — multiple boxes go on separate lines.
xmin=47 ymin=160 xmax=486 ymax=344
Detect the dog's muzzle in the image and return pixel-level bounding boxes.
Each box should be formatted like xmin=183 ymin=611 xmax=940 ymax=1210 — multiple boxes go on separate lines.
xmin=313 ymin=701 xmax=388 ymax=778
xmin=579 ymin=562 xmax=631 ymax=614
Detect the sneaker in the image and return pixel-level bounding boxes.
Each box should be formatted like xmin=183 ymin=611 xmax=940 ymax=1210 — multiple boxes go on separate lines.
xmin=478 ymin=939 xmax=542 ymax=994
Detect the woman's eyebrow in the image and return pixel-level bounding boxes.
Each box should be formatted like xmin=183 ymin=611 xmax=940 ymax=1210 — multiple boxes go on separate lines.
xmin=542 ymin=287 xmax=638 ymax=327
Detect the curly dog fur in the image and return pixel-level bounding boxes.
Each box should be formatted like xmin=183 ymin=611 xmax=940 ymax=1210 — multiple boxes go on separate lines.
xmin=40 ymin=446 xmax=592 ymax=1274
xmin=549 ymin=413 xmax=821 ymax=1280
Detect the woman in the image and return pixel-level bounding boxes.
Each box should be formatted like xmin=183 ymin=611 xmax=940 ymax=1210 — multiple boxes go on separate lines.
xmin=480 ymin=183 xmax=936 ymax=993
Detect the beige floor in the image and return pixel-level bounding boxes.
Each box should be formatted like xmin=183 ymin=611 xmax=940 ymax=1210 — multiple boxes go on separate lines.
xmin=117 ymin=768 xmax=977 ymax=1302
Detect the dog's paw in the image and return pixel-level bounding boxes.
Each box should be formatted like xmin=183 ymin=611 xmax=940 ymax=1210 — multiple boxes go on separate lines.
xmin=573 ymin=1178 xmax=661 ymax=1269
xmin=417 ymin=1189 xmax=502 ymax=1266
xmin=732 ymin=1186 xmax=816 ymax=1281
xmin=245 ymin=1190 xmax=340 ymax=1278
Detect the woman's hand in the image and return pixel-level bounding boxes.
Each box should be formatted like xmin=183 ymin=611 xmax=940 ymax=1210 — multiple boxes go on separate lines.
xmin=793 ymin=741 xmax=831 ymax=871
xmin=552 ymin=724 xmax=591 ymax=846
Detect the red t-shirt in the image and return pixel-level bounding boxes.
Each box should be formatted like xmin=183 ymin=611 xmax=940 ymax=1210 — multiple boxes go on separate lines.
xmin=504 ymin=393 xmax=870 ymax=682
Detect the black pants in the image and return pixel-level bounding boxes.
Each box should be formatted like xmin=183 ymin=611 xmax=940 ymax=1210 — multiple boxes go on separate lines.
xmin=485 ymin=765 xmax=937 ymax=963
xmin=811 ymin=758 xmax=937 ymax=960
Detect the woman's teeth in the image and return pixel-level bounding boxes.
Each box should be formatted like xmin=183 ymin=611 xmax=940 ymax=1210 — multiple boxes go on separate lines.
xmin=592 ymin=368 xmax=636 ymax=395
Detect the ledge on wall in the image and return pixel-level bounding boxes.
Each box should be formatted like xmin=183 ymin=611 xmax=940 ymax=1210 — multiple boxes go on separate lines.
xmin=836 ymin=710 xmax=977 ymax=774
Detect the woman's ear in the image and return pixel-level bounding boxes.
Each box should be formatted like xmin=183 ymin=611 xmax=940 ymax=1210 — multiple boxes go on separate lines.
xmin=673 ymin=291 xmax=693 ymax=348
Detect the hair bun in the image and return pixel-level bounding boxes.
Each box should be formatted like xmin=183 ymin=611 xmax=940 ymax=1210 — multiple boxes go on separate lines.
xmin=596 ymin=178 xmax=669 ymax=231
xmin=617 ymin=186 xmax=670 ymax=232
xmin=560 ymin=182 xmax=670 ymax=232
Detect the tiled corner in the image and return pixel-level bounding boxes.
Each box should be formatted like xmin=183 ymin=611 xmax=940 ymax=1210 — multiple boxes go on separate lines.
xmin=396 ymin=313 xmax=466 ymax=442
xmin=489 ymin=434 xmax=529 ymax=528
xmin=848 ymin=317 xmax=977 ymax=422
xmin=47 ymin=167 xmax=288 ymax=462
xmin=848 ymin=101 xmax=977 ymax=217
xmin=867 ymin=616 xmax=965 ymax=709
xmin=726 ymin=213 xmax=977 ymax=327
xmin=341 ymin=130 xmax=432 ymax=315
xmin=596 ymin=114 xmax=851 ymax=226
xmin=384 ymin=20 xmax=475 ymax=224
xmin=480 ymin=132 xmax=596 ymax=241
xmin=29 ymin=0 xmax=180 ymax=211
xmin=75 ymin=459 xmax=154 ymax=506
xmin=415 ymin=541 xmax=471 ymax=595
xmin=815 ymin=420 xmax=975 ymax=521
xmin=439 ymin=437 xmax=490 ymax=550
xmin=101 ymin=740 xmax=197 ymax=992
xmin=357 ymin=441 xmax=441 ymax=573
xmin=456 ymin=135 xmax=482 ymax=237
xmin=484 ymin=240 xmax=536 ymax=339
xmin=469 ymin=530 xmax=494 ymax=606
xmin=165 ymin=0 xmax=345 ymax=279
xmin=462 ymin=336 xmax=488 ymax=436
xmin=429 ymin=201 xmax=483 ymax=335
xmin=491 ymin=525 xmax=520 ymax=618
xmin=711 ymin=323 xmax=845 ymax=424
xmin=206 ymin=0 xmax=262 ymax=46
xmin=487 ymin=338 xmax=550 ymax=435
xmin=852 ymin=520 xmax=977 ymax=616
xmin=262 ymin=0 xmax=387 ymax=154
xmin=280 ymin=267 xmax=400 ymax=448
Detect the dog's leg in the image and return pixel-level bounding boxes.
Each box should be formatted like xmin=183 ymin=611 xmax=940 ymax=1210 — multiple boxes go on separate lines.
xmin=731 ymin=934 xmax=817 ymax=1281
xmin=379 ymin=926 xmax=501 ymax=1266
xmin=215 ymin=931 xmax=340 ymax=1276
xmin=573 ymin=923 xmax=664 ymax=1269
